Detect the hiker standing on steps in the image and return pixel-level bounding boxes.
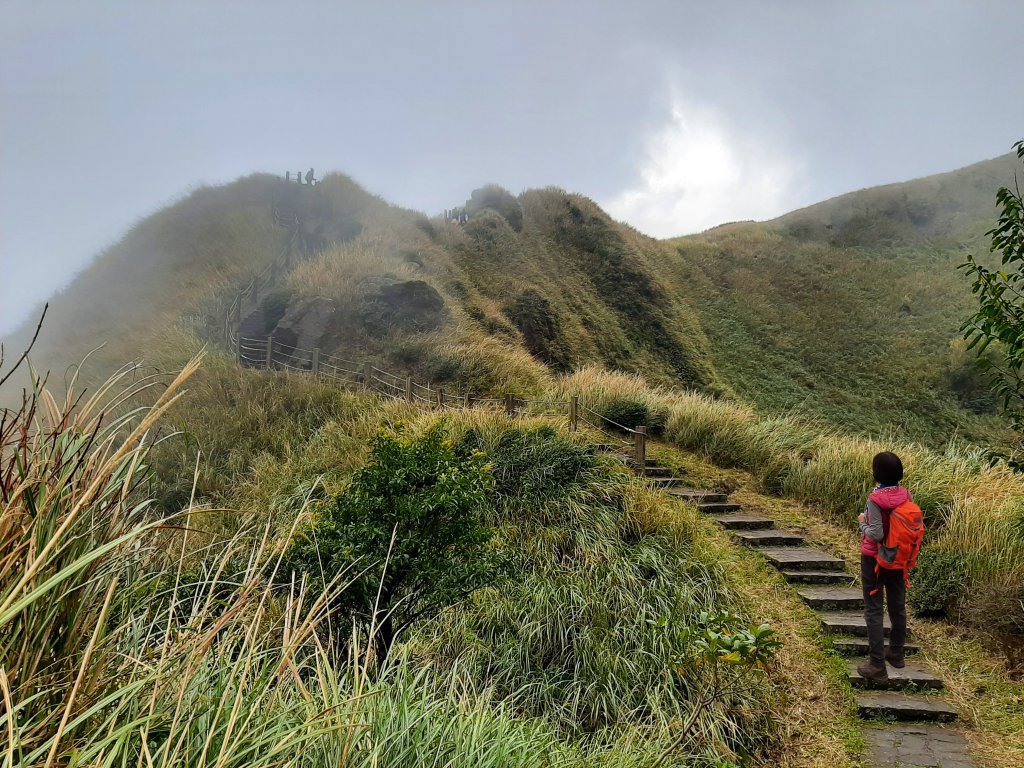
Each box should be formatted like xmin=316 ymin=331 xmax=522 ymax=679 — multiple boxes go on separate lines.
xmin=857 ymin=451 xmax=914 ymax=682
xmin=305 ymin=167 xmax=315 ymax=186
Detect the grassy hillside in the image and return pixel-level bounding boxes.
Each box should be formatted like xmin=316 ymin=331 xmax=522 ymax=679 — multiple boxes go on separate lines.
xmin=665 ymin=152 xmax=1022 ymax=446
xmin=7 ymin=154 xmax=1019 ymax=447
xmin=5 ymin=154 xmax=1023 ymax=765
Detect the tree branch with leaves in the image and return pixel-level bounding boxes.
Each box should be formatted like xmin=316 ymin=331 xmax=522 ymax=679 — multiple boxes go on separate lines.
xmin=960 ymin=140 xmax=1024 ymax=426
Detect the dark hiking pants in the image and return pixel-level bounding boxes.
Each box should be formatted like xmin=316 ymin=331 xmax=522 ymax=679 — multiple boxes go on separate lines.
xmin=860 ymin=557 xmax=909 ymax=663
xmin=861 ymin=554 xmax=907 ymax=664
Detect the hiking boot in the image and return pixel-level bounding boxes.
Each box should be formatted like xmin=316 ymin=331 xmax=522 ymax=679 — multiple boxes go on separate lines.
xmin=885 ymin=648 xmax=906 ymax=669
xmin=856 ymin=660 xmax=889 ymax=682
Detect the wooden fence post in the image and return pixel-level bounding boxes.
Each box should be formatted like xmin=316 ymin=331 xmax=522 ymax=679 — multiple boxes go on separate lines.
xmin=312 ymin=348 xmax=320 ymax=376
xmin=504 ymin=393 xmax=516 ymax=416
xmin=363 ymin=362 xmax=372 ymax=391
xmin=406 ymin=377 xmax=413 ymax=402
xmin=634 ymin=426 xmax=647 ymax=470
xmin=464 ymin=393 xmax=472 ymax=409
xmin=264 ymin=336 xmax=273 ymax=369
xmin=236 ymin=335 xmax=242 ymax=364
xmin=569 ymin=396 xmax=579 ymax=432
xmin=438 ymin=388 xmax=445 ymax=409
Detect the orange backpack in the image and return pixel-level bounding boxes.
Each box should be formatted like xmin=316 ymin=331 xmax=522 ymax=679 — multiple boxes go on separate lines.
xmin=875 ymin=500 xmax=924 ymax=580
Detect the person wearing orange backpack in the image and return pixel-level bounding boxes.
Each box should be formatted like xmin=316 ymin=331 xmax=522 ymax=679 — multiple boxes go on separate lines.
xmin=856 ymin=451 xmax=924 ymax=681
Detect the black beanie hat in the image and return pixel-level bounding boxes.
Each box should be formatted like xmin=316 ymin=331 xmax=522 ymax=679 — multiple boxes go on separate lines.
xmin=872 ymin=451 xmax=904 ymax=486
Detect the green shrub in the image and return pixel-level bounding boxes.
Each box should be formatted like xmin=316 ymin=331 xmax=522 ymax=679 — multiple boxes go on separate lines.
xmin=600 ymin=398 xmax=668 ymax=435
xmin=282 ymin=423 xmax=504 ymax=661
xmin=460 ymin=424 xmax=599 ymax=507
xmin=908 ymin=547 xmax=967 ymax=617
xmin=466 ymin=184 xmax=524 ymax=232
xmin=503 ymin=289 xmax=572 ymax=369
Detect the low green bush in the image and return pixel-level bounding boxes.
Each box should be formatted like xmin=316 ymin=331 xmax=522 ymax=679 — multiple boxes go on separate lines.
xmin=601 ymin=397 xmax=668 ymax=435
xmin=460 ymin=424 xmax=599 ymax=506
xmin=282 ymin=423 xmax=504 ymax=661
xmin=908 ymin=547 xmax=967 ymax=618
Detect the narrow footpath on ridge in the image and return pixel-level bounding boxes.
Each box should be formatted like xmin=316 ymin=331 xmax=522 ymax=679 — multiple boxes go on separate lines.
xmin=630 ymin=449 xmax=978 ymax=768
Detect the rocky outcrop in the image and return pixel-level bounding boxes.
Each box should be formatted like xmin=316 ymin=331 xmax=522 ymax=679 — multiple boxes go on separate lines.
xmin=269 ymin=297 xmax=337 ymax=356
xmin=356 ymin=278 xmax=447 ymax=336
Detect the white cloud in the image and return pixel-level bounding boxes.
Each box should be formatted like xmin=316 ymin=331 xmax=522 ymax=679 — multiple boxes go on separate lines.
xmin=605 ymin=93 xmax=802 ymax=238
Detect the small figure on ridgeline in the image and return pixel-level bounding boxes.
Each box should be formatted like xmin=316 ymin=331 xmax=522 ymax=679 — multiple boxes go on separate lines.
xmin=297 ymin=170 xmax=303 ymax=185
xmin=306 ymin=167 xmax=315 ymax=186
xmin=286 ymin=171 xmax=291 ymax=182
xmin=856 ymin=451 xmax=923 ymax=683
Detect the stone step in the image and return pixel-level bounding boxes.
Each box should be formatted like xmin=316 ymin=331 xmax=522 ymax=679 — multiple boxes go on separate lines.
xmin=847 ymin=659 xmax=943 ymax=691
xmin=782 ymin=569 xmax=857 ymax=585
xmin=862 ymin=724 xmax=975 ymax=768
xmin=642 ymin=466 xmax=673 ymax=478
xmin=709 ymin=513 xmax=774 ymax=530
xmin=698 ymin=501 xmax=742 ymax=514
xmin=762 ymin=547 xmax=846 ymax=572
xmin=733 ymin=529 xmax=805 ymax=547
xmin=856 ymin=692 xmax=957 ymax=723
xmin=796 ymin=586 xmax=864 ymax=610
xmin=831 ymin=636 xmax=920 ymax=657
xmin=667 ymin=488 xmax=729 ymax=504
xmin=818 ymin=610 xmax=909 ymax=639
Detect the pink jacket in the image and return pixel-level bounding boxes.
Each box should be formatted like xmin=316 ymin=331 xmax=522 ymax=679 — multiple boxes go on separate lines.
xmin=860 ymin=485 xmax=911 ymax=557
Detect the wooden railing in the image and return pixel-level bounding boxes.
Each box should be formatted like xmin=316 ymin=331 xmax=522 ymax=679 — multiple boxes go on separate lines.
xmin=234 ymin=335 xmax=648 ymax=467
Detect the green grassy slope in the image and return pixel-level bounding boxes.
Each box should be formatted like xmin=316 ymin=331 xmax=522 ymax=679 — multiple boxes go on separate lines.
xmin=5 ymin=153 xmax=1020 ymax=447
xmin=663 ymin=152 xmax=1022 ymax=445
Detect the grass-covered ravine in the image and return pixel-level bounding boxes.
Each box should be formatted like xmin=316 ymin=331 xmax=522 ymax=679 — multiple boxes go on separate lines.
xmin=2 ymin=354 xmax=791 ymax=768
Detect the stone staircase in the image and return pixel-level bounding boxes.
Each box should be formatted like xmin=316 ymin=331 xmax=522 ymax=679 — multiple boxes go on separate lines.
xmin=630 ymin=453 xmax=976 ymax=768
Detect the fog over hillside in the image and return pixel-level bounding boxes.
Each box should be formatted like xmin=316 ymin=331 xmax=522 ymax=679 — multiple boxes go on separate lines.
xmin=2 ymin=1 xmax=1024 ymax=334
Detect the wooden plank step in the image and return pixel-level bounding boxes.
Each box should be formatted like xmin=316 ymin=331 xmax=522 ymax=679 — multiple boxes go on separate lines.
xmin=698 ymin=502 xmax=742 ymax=514
xmin=796 ymin=586 xmax=864 ymax=610
xmin=782 ymin=569 xmax=857 ymax=585
xmin=667 ymin=489 xmax=728 ymax=504
xmin=710 ymin=513 xmax=774 ymax=530
xmin=831 ymin=636 xmax=919 ymax=657
xmin=856 ymin=692 xmax=957 ymax=723
xmin=762 ymin=547 xmax=846 ymax=572
xmin=818 ymin=610 xmax=907 ymax=638
xmin=847 ymin=659 xmax=942 ymax=690
xmin=733 ymin=529 xmax=804 ymax=547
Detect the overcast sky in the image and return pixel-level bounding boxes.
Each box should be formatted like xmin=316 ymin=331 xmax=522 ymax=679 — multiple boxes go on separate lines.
xmin=2 ymin=1 xmax=1022 ymax=335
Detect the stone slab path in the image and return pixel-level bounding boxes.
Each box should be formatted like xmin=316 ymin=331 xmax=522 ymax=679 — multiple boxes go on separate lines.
xmin=636 ymin=456 xmax=977 ymax=768
xmin=862 ymin=725 xmax=976 ymax=768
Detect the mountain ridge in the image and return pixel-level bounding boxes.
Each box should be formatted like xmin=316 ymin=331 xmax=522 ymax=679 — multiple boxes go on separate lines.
xmin=4 ymin=151 xmax=1021 ymax=447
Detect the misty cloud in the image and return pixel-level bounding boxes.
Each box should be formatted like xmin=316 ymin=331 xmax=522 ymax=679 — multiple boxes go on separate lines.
xmin=606 ymin=91 xmax=803 ymax=237
xmin=3 ymin=1 xmax=1024 ymax=335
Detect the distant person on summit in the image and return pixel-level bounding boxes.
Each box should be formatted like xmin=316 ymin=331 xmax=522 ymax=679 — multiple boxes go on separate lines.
xmin=305 ymin=168 xmax=315 ymax=185
xmin=856 ymin=451 xmax=924 ymax=682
